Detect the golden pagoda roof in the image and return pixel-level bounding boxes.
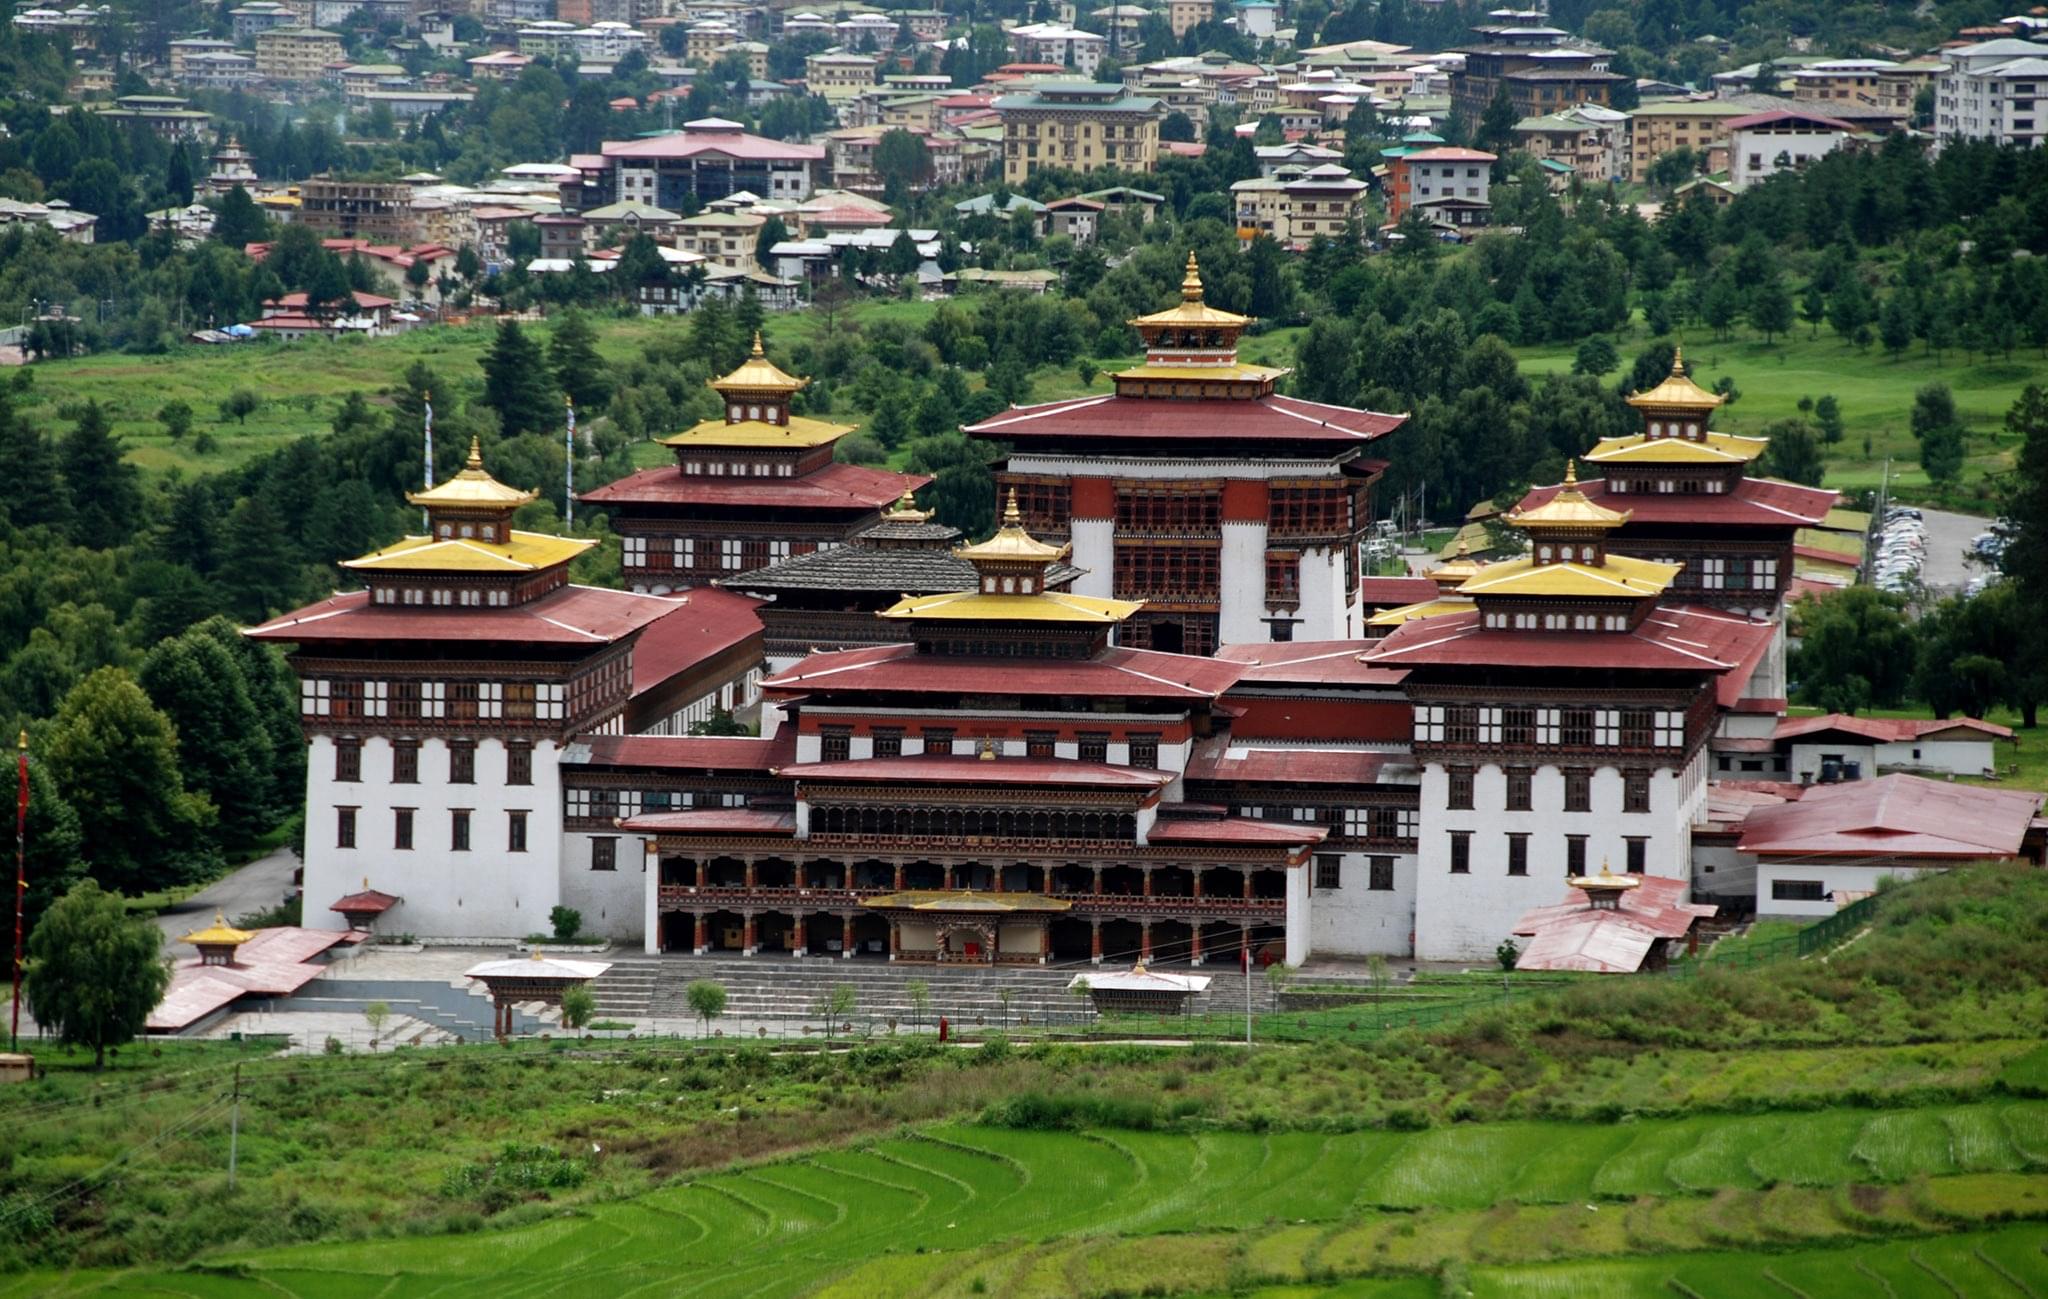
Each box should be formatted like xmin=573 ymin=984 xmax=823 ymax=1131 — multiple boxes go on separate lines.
xmin=1111 ymin=360 xmax=1288 ymax=383
xmin=879 ymin=590 xmax=1142 ymax=623
xmin=882 ymin=488 xmax=930 ymax=522
xmin=341 ymin=530 xmax=594 ymax=573
xmin=1569 ymin=865 xmax=1642 ymax=893
xmin=1367 ymin=595 xmax=1473 ymax=627
xmin=954 ymin=491 xmax=1070 ymax=564
xmin=1625 ymin=347 xmax=1724 ymax=411
xmin=1453 ymin=552 xmax=1680 ymax=600
xmin=1585 ymin=431 xmax=1767 ymax=465
xmin=659 ymin=415 xmax=855 ymax=449
xmin=1429 ymin=537 xmax=1488 ymax=586
xmin=407 ymin=438 xmax=540 ymax=509
xmin=181 ymin=911 xmax=255 ymax=946
xmin=1128 ymin=252 xmax=1253 ymax=329
xmin=1505 ymin=462 xmax=1630 ymax=531
xmin=709 ymin=332 xmax=806 ymax=395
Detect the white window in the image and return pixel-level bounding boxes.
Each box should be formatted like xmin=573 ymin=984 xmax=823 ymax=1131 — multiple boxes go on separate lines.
xmin=421 ymin=681 xmax=447 ymax=719
xmin=1478 ymin=707 xmax=1503 ymax=744
xmin=1536 ymin=708 xmax=1560 ymax=745
xmin=678 ymin=538 xmax=695 ymax=567
xmin=1605 ymin=614 xmax=1628 ymax=630
xmin=769 ymin=540 xmax=791 ymax=562
xmin=488 ymin=589 xmax=510 ymax=607
xmin=1757 ymin=558 xmax=1778 ymax=585
xmin=565 ymin=787 xmax=591 ymax=817
xmin=1594 ymin=709 xmax=1620 ymax=746
xmin=1544 ymin=612 xmax=1567 ymax=630
xmin=538 ymin=683 xmax=566 ymax=720
xmin=1343 ymin=808 xmax=1369 ymax=836
xmin=1396 ymin=808 xmax=1419 ymax=838
xmin=1514 ymin=611 xmax=1537 ymax=629
xmin=403 ymin=588 xmax=424 ymax=606
xmin=1701 ymin=558 xmax=1726 ymax=590
xmin=430 ymin=588 xmax=453 ymax=606
xmin=721 ymin=539 xmax=743 ymax=570
xmin=1655 ymin=710 xmax=1685 ymax=747
xmin=1415 ymin=704 xmax=1446 ymax=743
xmin=364 ymin=680 xmax=388 ymax=718
xmin=623 ymin=536 xmax=647 ymax=567
xmin=479 ymin=682 xmax=503 ymax=719
xmin=301 ymin=679 xmax=330 ymax=716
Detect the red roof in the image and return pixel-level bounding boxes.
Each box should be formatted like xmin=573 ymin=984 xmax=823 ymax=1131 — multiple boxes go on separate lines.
xmin=1357 ymin=576 xmax=1442 ymax=606
xmin=246 ymin=584 xmax=684 ymax=647
xmin=247 ymin=314 xmax=332 ymax=330
xmin=1516 ymin=475 xmax=1837 ymax=528
xmin=578 ymin=730 xmax=794 ymax=772
xmin=965 ymin=392 xmax=1406 ymax=447
xmin=783 ymin=755 xmax=1172 ymax=788
xmin=149 ymin=927 xmax=365 ymax=1031
xmin=601 ymin=127 xmax=823 ymax=163
xmin=266 ymin=290 xmax=395 ymax=310
xmin=621 ymin=807 xmax=798 ymax=835
xmin=766 ymin=642 xmax=1245 ymax=701
xmin=1726 ymin=109 xmax=1856 ymax=131
xmin=628 ymin=588 xmax=763 ymax=696
xmin=1512 ymin=876 xmax=1716 ymax=974
xmin=330 ymin=889 xmax=399 ymax=914
xmin=1215 ymin=640 xmax=1409 ymax=687
xmin=1737 ymin=773 xmax=2042 ymax=859
xmin=1147 ymin=816 xmax=1327 ymax=846
xmin=1185 ymin=737 xmax=1395 ymax=785
xmin=1772 ymin=714 xmax=2013 ymax=744
xmin=1401 ymin=146 xmax=1499 ymax=162
xmin=1363 ymin=604 xmax=1777 ymax=703
xmin=580 ymin=464 xmax=923 ymax=512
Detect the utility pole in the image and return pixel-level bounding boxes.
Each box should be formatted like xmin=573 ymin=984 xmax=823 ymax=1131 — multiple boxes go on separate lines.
xmin=10 ymin=730 xmax=25 ymax=1053
xmin=228 ymin=1062 xmax=241 ymax=1191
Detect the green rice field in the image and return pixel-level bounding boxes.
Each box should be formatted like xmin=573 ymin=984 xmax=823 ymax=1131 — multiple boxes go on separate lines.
xmin=11 ymin=1102 xmax=2045 ymax=1297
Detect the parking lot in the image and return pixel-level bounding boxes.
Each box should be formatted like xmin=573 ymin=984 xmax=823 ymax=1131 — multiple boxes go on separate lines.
xmin=1870 ymin=506 xmax=1998 ymax=597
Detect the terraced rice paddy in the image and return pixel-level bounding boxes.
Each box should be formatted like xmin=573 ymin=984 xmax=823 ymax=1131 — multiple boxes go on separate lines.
xmin=8 ymin=1100 xmax=2045 ymax=1298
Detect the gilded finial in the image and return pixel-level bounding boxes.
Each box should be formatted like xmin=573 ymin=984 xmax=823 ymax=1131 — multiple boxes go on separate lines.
xmin=565 ymin=394 xmax=574 ymax=408
xmin=15 ymin=729 xmax=24 ymax=752
xmin=1454 ymin=536 xmax=1470 ymax=559
xmin=1563 ymin=459 xmax=1579 ymax=488
xmin=979 ymin=736 xmax=996 ymax=761
xmin=1181 ymin=251 xmax=1203 ymax=302
xmin=750 ymin=331 xmax=765 ymax=356
xmin=1002 ymin=488 xmax=1022 ymax=528
xmin=465 ymin=436 xmax=483 ymax=470
xmin=1670 ymin=345 xmax=1685 ymax=376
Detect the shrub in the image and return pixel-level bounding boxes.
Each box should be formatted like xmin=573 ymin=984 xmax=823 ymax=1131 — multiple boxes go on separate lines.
xmin=548 ymin=906 xmax=583 ymax=941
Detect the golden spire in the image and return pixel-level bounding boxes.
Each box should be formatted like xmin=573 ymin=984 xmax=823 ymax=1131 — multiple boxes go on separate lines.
xmin=955 ymin=489 xmax=1067 ymax=563
xmin=883 ymin=487 xmax=929 ymax=521
xmin=1563 ymin=459 xmax=1579 ymax=489
xmin=1002 ymin=487 xmax=1022 ymax=527
xmin=979 ymin=736 xmax=997 ymax=761
xmin=750 ymin=331 xmax=765 ymax=356
xmin=1503 ymin=459 xmax=1630 ymax=531
xmin=406 ymin=436 xmax=539 ymax=508
xmin=465 ymin=436 xmax=482 ymax=470
xmin=1180 ymin=251 xmax=1203 ymax=302
xmin=1670 ymin=345 xmax=1686 ymax=376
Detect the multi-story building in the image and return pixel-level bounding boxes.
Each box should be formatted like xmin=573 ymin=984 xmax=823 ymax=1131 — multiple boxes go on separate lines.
xmin=966 ymin=256 xmax=1407 ymax=654
xmin=683 ymin=19 xmax=738 ymax=67
xmin=183 ymin=50 xmax=260 ymax=88
xmin=1166 ymin=0 xmax=1210 ymax=38
xmin=805 ymin=51 xmax=880 ymax=105
xmin=671 ymin=210 xmax=764 ymax=271
xmin=1934 ymin=37 xmax=2048 ymax=149
xmin=1229 ymin=163 xmax=1370 ymax=249
xmin=580 ymin=337 xmax=925 ymax=593
xmin=1450 ymin=22 xmax=1623 ymax=119
xmin=208 ymin=138 xmax=261 ymax=195
xmin=1726 ymin=109 xmax=1855 ymax=189
xmin=94 ymin=95 xmax=212 ymax=142
xmin=230 ymin=0 xmax=296 ymax=39
xmin=297 ymin=177 xmax=416 ymax=242
xmin=254 ymin=26 xmax=343 ymax=83
xmin=994 ymin=81 xmax=1161 ymax=184
xmin=623 ymin=516 xmax=1320 ymax=967
xmin=568 ymin=118 xmax=824 ymax=211
xmin=1512 ymin=105 xmax=1627 ymax=183
xmin=1386 ymin=146 xmax=1495 ymax=226
xmin=1007 ymin=22 xmax=1106 ymax=77
xmin=248 ymin=441 xmax=768 ymax=942
xmin=1625 ymin=99 xmax=1751 ymax=183
xmin=167 ymin=37 xmax=234 ymax=77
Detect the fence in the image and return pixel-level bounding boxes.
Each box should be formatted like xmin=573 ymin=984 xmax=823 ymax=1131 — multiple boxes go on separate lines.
xmin=1666 ymin=890 xmax=1885 ymax=979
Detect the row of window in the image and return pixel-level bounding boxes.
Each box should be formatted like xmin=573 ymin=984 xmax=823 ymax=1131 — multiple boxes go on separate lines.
xmin=371 ymin=586 xmax=516 ymax=607
xmin=1114 ymin=545 xmax=1222 ymax=599
xmin=1235 ymin=805 xmax=1421 ymax=840
xmin=334 ymin=738 xmax=534 ymax=785
xmin=1447 ymin=766 xmax=1653 ymax=813
xmin=303 ymin=680 xmax=567 ymax=722
xmin=1609 ymin=477 xmax=1729 ymax=494
xmin=1313 ymin=854 xmax=1395 ymax=891
xmin=1447 ymin=832 xmax=1648 ymax=876
xmin=818 ymin=728 xmax=1163 ymax=768
xmin=1416 ymin=706 xmax=1688 ymax=749
xmin=681 ymin=457 xmax=797 ymax=477
xmin=621 ymin=536 xmax=795 ymax=570
xmin=1482 ymin=610 xmax=1631 ymax=631
xmin=566 ymin=788 xmax=748 ymax=818
xmin=335 ymin=806 xmax=526 ymax=854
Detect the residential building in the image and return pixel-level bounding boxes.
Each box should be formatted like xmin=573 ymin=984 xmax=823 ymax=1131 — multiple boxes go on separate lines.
xmin=1511 ymin=104 xmax=1627 ymax=183
xmin=254 ymin=27 xmax=344 ymax=84
xmin=1166 ymin=0 xmax=1210 ymax=38
xmin=1006 ymin=22 xmax=1107 ymax=77
xmin=230 ymin=0 xmax=296 ymax=39
xmin=672 ymin=210 xmax=765 ymax=272
xmin=1386 ymin=146 xmax=1495 ymax=226
xmin=994 ymin=81 xmax=1162 ymax=184
xmin=579 ymin=337 xmax=925 ymax=594
xmin=1726 ymin=109 xmax=1855 ymax=189
xmin=683 ymin=19 xmax=738 ymax=66
xmin=965 ymin=255 xmax=1408 ymax=652
xmin=1769 ymin=715 xmax=2013 ymax=783
xmin=570 ymin=118 xmax=825 ymax=211
xmin=94 ymin=95 xmax=211 ymax=142
xmin=466 ymin=50 xmax=534 ymax=80
xmin=1041 ymin=195 xmax=1103 ymax=242
xmin=1934 ymin=37 xmax=2048 ymax=148
xmin=182 ymin=50 xmax=260 ymax=87
xmin=806 ymin=51 xmax=880 ymax=105
xmin=1625 ymin=99 xmax=1752 ymax=184
xmin=298 ymin=177 xmax=417 ymax=242
xmin=1449 ymin=22 xmax=1624 ymax=119
xmin=167 ymin=37 xmax=234 ymax=77
xmin=1230 ymin=163 xmax=1370 ymax=249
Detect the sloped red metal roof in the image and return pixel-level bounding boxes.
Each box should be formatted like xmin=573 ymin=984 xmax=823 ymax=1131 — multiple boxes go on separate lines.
xmin=964 ymin=392 xmax=1406 ymax=445
xmin=1736 ymin=773 xmax=2042 ymax=858
xmin=1216 ymin=639 xmax=1409 ymax=686
xmin=620 ymin=807 xmax=798 ymax=835
xmin=330 ymin=889 xmax=399 ymax=914
xmin=577 ymin=730 xmax=795 ymax=772
xmin=1772 ymin=714 xmax=2013 ymax=743
xmin=601 ymin=130 xmax=823 ymax=162
xmin=1185 ymin=737 xmax=1396 ymax=785
xmin=1147 ymin=817 xmax=1328 ymax=845
xmin=765 ymin=643 xmax=1246 ymax=700
xmin=1516 ymin=475 xmax=1837 ymax=528
xmin=148 ymin=928 xmax=365 ymax=1031
xmin=1511 ymin=876 xmax=1716 ymax=974
xmin=1357 ymin=576 xmax=1442 ymax=606
xmin=628 ymin=587 xmax=763 ymax=696
xmin=246 ymin=585 xmax=685 ymax=646
xmin=579 ymin=463 xmax=923 ymax=511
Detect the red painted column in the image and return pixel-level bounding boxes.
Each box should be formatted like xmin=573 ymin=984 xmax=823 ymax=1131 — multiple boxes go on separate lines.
xmin=1039 ymin=925 xmax=1049 ymax=965
xmin=693 ymin=912 xmax=708 ymax=954
xmin=889 ymin=921 xmax=901 ymax=961
xmin=792 ymin=912 xmax=807 ymax=957
xmin=993 ymin=864 xmax=1005 ymax=893
xmin=894 ymin=861 xmax=906 ymax=891
xmin=1090 ymin=918 xmax=1103 ymax=964
xmin=1192 ymin=871 xmax=1203 ymax=899
xmin=744 ymin=859 xmax=757 ymax=890
xmin=695 ymin=858 xmax=707 ymax=888
xmin=1044 ymin=865 xmax=1055 ymax=895
xmin=1142 ymin=868 xmax=1153 ymax=898
xmin=942 ymin=863 xmax=954 ymax=890
xmin=743 ymin=912 xmax=756 ymax=956
xmin=1189 ymin=926 xmax=1203 ymax=965
xmin=843 ymin=913 xmax=856 ymax=959
xmin=1140 ymin=921 xmax=1153 ymax=961
xmin=1243 ymin=871 xmax=1253 ymax=901
xmin=1093 ymin=866 xmax=1104 ymax=895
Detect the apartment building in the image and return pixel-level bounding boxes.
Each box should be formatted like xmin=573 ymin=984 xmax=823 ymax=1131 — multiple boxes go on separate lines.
xmin=994 ymin=81 xmax=1161 ymax=184
xmin=1935 ymin=37 xmax=2048 ymax=149
xmin=1230 ymin=163 xmax=1370 ymax=249
xmin=254 ymin=26 xmax=343 ymax=83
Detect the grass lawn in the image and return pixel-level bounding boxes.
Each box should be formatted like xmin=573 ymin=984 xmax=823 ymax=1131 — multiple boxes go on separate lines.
xmin=1513 ymin=330 xmax=2048 ymax=506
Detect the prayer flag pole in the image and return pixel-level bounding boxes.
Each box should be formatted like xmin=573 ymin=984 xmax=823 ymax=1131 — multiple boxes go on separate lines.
xmin=11 ymin=730 xmax=26 ymax=1052
xmin=421 ymin=388 xmax=434 ymax=532
xmin=564 ymin=395 xmax=576 ymax=532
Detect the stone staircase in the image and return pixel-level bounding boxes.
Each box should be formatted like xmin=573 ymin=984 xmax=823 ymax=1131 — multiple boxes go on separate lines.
xmin=592 ymin=958 xmax=660 ymax=1020
xmin=285 ymin=976 xmax=554 ymax=1039
xmin=639 ymin=957 xmax=1287 ymax=1026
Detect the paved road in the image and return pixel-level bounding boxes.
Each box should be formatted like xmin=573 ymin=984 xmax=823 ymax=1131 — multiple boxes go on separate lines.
xmin=152 ymin=846 xmax=300 ymax=956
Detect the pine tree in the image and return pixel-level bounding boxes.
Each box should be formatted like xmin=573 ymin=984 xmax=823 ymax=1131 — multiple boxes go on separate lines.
xmin=216 ymin=493 xmax=302 ymax=621
xmin=213 ymin=185 xmax=270 ymax=249
xmin=1814 ymin=395 xmax=1845 ymax=445
xmin=61 ymin=401 xmax=142 ymax=549
xmin=1800 ymin=281 xmax=1827 ymax=338
xmin=192 ymin=615 xmax=303 ymax=820
xmin=1749 ymin=275 xmax=1794 ymax=343
xmin=0 ymin=390 xmax=72 ymax=531
xmin=547 ymin=311 xmax=609 ymax=412
xmin=479 ymin=319 xmax=558 ymax=436
xmin=162 ymin=481 xmax=221 ymax=572
xmin=166 ymin=143 xmax=193 ymax=206
xmin=138 ymin=632 xmax=272 ymax=845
